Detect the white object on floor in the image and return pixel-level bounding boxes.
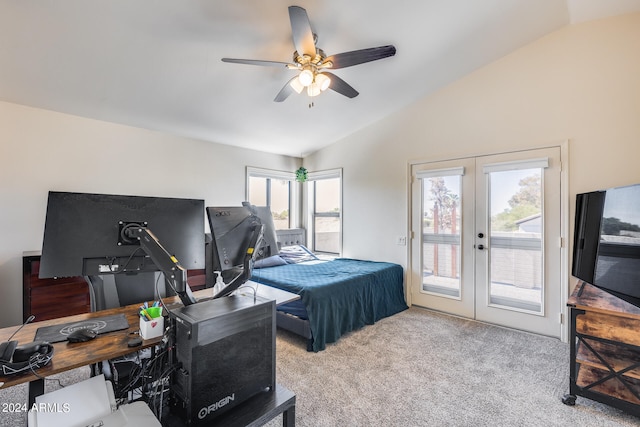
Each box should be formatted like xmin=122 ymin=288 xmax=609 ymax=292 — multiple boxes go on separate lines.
xmin=83 ymin=401 xmax=161 ymax=427
xmin=27 ymin=374 xmax=160 ymax=427
xmin=28 ymin=374 xmax=115 ymax=427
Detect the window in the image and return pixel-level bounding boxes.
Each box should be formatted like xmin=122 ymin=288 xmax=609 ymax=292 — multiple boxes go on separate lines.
xmin=308 ymin=169 xmax=342 ymax=255
xmin=246 ymin=167 xmax=296 ymax=230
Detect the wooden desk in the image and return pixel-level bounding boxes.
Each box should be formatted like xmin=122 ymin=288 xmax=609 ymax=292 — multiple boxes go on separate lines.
xmin=0 ymin=300 xmax=163 ymax=406
xmin=0 ymin=286 xmax=298 ymax=407
xmin=562 ymin=281 xmax=640 ymax=416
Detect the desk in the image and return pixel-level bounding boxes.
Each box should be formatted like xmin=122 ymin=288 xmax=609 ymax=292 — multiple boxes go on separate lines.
xmin=0 ymin=300 xmax=163 ymax=406
xmin=0 ymin=285 xmax=299 ymax=408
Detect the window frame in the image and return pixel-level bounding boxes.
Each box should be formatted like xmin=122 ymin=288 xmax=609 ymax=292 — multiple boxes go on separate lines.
xmin=246 ymin=167 xmax=300 ymax=229
xmin=307 ymin=168 xmax=343 ymax=255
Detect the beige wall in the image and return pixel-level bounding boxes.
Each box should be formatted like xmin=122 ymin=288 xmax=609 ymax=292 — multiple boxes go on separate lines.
xmin=0 ymin=102 xmax=299 ymax=327
xmin=2 ymin=12 xmax=639 ymax=327
xmin=304 ymin=13 xmax=640 ymax=285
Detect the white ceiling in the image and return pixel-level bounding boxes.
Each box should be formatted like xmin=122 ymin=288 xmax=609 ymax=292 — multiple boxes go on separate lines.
xmin=1 ymin=1 xmax=639 ymax=157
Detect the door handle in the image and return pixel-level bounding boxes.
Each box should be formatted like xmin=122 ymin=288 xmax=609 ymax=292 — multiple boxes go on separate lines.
xmin=477 ymin=244 xmax=485 ymax=250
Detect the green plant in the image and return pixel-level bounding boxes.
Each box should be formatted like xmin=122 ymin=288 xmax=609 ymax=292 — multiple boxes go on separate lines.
xmin=295 ymin=167 xmax=308 ymax=182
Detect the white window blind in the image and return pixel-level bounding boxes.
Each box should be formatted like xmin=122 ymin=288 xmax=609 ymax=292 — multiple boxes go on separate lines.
xmin=482 ymin=158 xmax=549 ymax=174
xmin=416 ymin=167 xmax=465 ymax=180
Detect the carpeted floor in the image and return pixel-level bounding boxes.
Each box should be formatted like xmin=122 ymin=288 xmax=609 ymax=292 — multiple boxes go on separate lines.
xmin=267 ymin=307 xmax=638 ymax=426
xmin=1 ymin=306 xmax=638 ymax=426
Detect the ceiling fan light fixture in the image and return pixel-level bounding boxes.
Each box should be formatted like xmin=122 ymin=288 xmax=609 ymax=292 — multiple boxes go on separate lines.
xmin=315 ymin=73 xmax=331 ymax=91
xmin=298 ymin=69 xmax=314 ymax=86
xmin=289 ymin=77 xmax=304 ymax=94
xmin=307 ymin=82 xmax=321 ymax=97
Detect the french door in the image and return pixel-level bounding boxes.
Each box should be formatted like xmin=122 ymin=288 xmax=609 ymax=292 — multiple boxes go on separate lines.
xmin=410 ymin=147 xmax=563 ymax=337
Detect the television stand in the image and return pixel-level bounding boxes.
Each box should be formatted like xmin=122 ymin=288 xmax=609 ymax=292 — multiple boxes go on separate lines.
xmin=563 ymin=281 xmax=640 ymax=416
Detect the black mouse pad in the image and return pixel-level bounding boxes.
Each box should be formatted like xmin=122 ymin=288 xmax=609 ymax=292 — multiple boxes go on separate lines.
xmin=34 ymin=314 xmax=129 ymax=343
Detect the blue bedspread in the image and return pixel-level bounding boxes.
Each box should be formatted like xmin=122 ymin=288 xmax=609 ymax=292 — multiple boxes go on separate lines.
xmin=251 ymin=258 xmax=408 ymax=351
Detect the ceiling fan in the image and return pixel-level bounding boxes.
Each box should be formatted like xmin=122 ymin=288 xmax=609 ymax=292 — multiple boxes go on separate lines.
xmin=221 ymin=5 xmax=396 ymax=103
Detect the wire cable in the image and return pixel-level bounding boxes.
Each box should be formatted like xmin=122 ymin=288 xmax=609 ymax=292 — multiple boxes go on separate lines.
xmin=237 ymin=284 xmax=257 ymax=303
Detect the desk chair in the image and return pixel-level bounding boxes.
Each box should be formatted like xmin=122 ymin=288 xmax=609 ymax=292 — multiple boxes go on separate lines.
xmin=84 ymin=272 xmax=171 ymax=401
xmin=85 ymin=271 xmax=173 ymax=312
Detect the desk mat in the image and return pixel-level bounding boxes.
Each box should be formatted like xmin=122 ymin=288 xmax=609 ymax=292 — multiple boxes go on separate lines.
xmin=34 ymin=314 xmax=129 ymax=343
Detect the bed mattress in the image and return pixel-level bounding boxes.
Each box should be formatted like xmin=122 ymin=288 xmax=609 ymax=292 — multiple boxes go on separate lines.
xmin=251 ymin=258 xmax=408 ymax=351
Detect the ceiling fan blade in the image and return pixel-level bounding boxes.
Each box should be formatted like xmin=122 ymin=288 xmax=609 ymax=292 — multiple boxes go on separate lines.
xmin=221 ymin=58 xmax=295 ymax=68
xmin=274 ymin=76 xmax=302 ymax=102
xmin=288 ymin=6 xmax=316 ymax=57
xmin=324 ymin=45 xmax=396 ymax=69
xmin=323 ymin=72 xmax=359 ymax=98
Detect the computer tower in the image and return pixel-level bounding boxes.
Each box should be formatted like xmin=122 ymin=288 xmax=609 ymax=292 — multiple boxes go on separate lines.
xmin=170 ymin=295 xmax=275 ymax=425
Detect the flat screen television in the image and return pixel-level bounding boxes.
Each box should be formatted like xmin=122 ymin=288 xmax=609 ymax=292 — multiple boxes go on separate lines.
xmin=40 ymin=191 xmax=205 ymax=278
xmin=572 ymin=183 xmax=640 ymax=306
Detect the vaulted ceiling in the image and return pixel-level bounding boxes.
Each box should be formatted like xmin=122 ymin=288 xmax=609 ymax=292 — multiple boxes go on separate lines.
xmin=1 ymin=1 xmax=639 ymax=157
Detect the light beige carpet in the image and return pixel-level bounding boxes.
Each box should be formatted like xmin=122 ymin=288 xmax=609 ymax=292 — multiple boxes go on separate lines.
xmin=267 ymin=306 xmax=638 ymax=427
xmin=1 ymin=306 xmax=638 ymax=426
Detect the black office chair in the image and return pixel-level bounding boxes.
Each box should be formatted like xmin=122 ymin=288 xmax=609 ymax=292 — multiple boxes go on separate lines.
xmin=85 ymin=271 xmax=173 ymax=312
xmin=84 ymin=271 xmax=171 ymax=402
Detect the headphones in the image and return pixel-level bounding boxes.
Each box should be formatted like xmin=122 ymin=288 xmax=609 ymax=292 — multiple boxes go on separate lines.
xmin=0 ymin=340 xmax=54 ymax=376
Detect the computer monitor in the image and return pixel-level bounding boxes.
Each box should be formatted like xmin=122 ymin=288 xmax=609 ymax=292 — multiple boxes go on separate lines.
xmin=206 ymin=204 xmax=274 ymax=297
xmin=242 ymin=202 xmax=279 ymax=260
xmin=40 ymin=191 xmax=205 ymax=281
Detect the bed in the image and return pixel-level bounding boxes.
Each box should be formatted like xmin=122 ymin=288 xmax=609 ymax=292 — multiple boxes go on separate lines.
xmin=250 ymin=229 xmax=408 ymax=352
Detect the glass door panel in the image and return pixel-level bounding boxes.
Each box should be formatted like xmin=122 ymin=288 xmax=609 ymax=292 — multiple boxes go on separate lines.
xmin=488 ymin=168 xmax=543 ymax=313
xmin=475 ymin=148 xmax=562 ymax=338
xmin=422 ymin=176 xmax=462 ymax=298
xmin=411 ymin=158 xmax=475 ymax=319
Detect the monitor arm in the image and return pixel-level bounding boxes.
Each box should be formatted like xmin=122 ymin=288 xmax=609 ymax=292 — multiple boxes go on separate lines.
xmin=128 ymin=227 xmax=196 ymax=306
xmin=213 ymin=222 xmax=264 ymax=298
xmin=239 ymin=222 xmax=263 ymax=282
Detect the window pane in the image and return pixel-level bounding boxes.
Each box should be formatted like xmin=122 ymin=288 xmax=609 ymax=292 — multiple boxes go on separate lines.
xmin=315 ymin=179 xmax=340 ymax=212
xmin=314 ymin=178 xmax=341 ymax=254
xmin=270 ymin=179 xmax=290 ymax=229
xmin=248 ymin=175 xmax=291 ymax=230
xmin=248 ymin=177 xmax=267 ymax=206
xmin=488 ymin=168 xmax=542 ymax=313
xmin=422 ymin=176 xmax=462 ymax=298
xmin=314 ymin=216 xmax=340 ymax=253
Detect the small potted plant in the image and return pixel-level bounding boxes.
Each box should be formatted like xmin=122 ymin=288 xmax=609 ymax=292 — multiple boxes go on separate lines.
xmin=295 ymin=167 xmax=308 ymax=183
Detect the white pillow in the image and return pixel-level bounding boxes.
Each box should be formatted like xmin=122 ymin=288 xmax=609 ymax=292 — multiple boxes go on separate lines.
xmin=253 ymin=255 xmax=288 ymax=269
xmin=278 ymin=245 xmax=318 ymax=264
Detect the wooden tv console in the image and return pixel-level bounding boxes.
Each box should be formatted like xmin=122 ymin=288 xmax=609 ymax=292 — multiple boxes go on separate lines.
xmin=563 ymin=281 xmax=640 ymax=416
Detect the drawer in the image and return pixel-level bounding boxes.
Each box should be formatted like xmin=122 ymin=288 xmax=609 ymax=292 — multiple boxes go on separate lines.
xmin=576 ymin=311 xmax=640 ymax=347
